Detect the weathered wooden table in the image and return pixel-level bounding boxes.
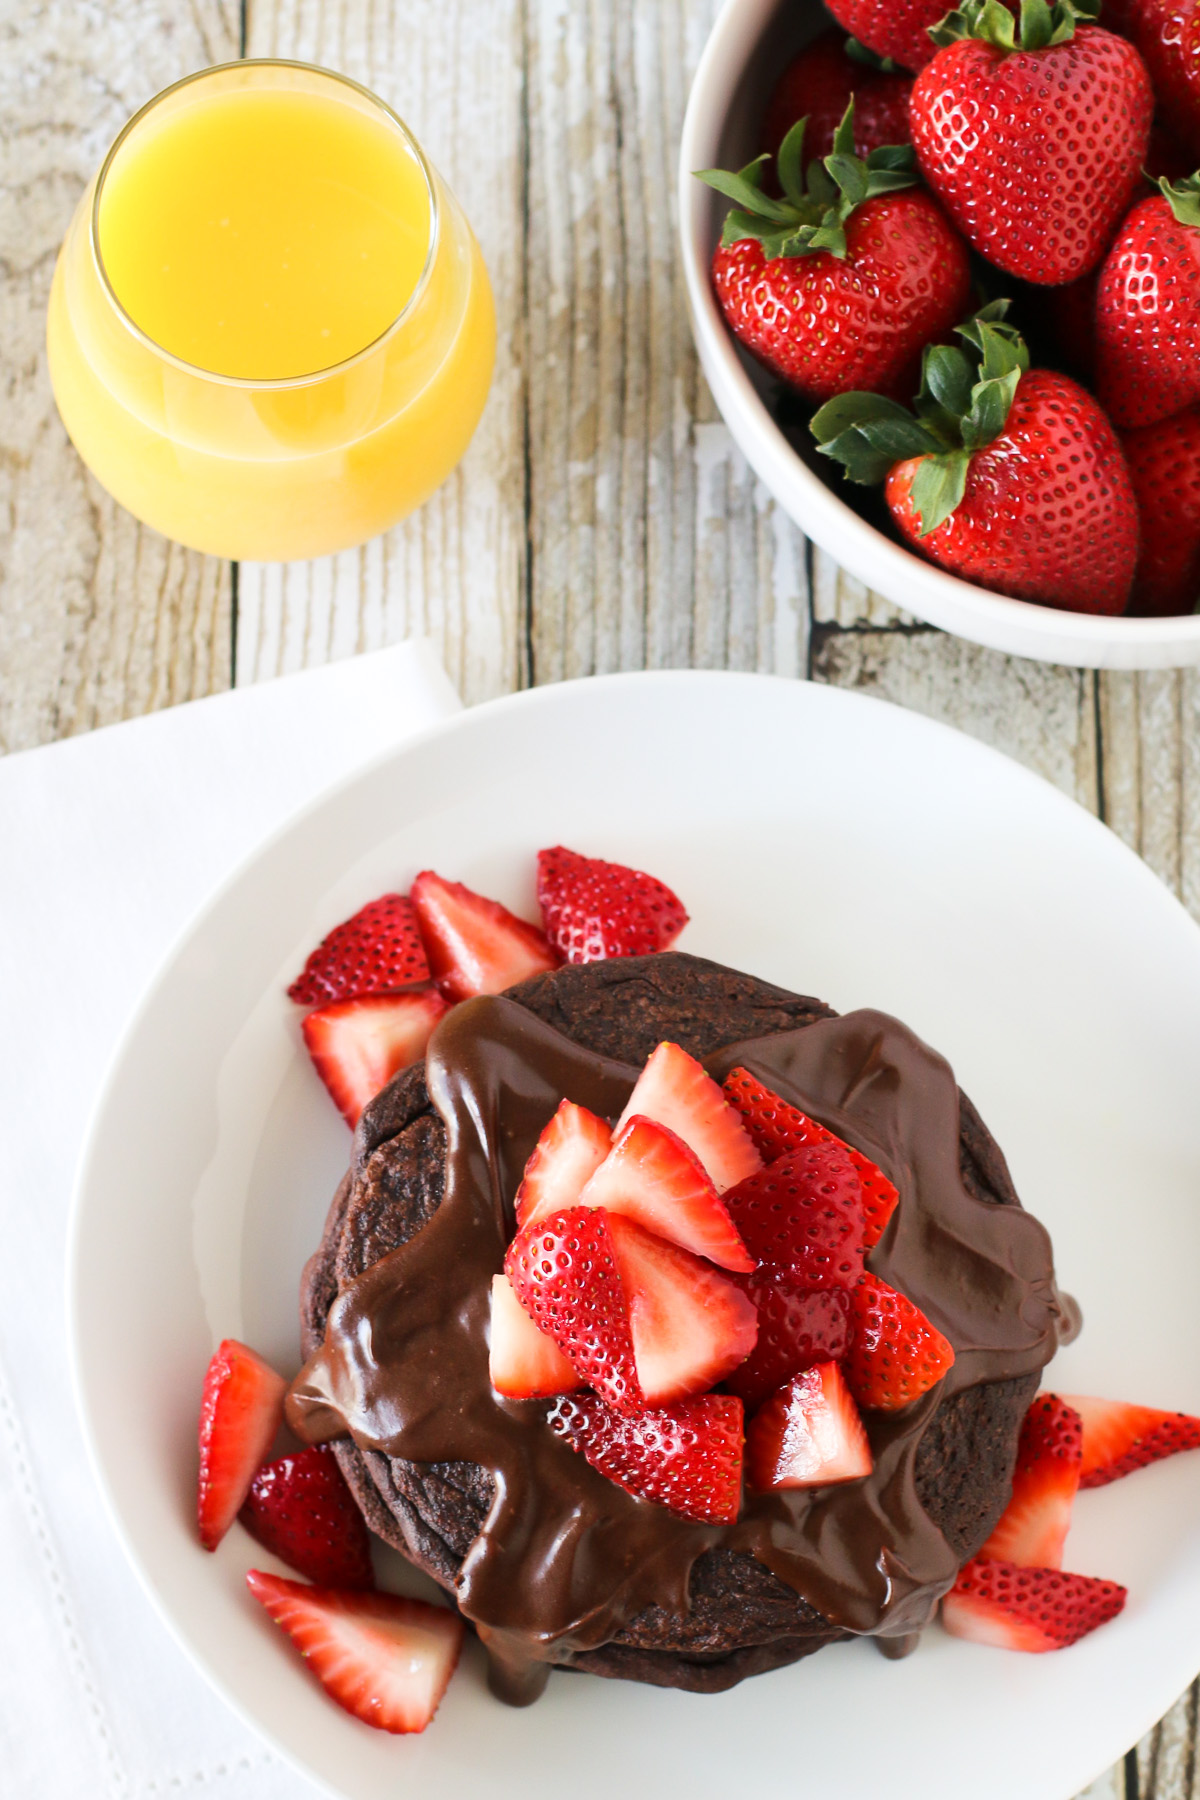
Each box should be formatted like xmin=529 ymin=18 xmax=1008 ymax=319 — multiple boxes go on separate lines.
xmin=2 ymin=1 xmax=1196 ymax=1792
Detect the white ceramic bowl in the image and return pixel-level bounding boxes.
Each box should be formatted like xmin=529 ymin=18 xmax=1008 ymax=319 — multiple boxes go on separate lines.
xmin=679 ymin=0 xmax=1200 ymax=670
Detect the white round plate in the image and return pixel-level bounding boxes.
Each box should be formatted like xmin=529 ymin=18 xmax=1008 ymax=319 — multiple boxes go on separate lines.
xmin=71 ymin=671 xmax=1200 ymax=1800
xmin=679 ymin=0 xmax=1200 ymax=670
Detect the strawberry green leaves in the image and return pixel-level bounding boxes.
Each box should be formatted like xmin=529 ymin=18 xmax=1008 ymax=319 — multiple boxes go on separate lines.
xmin=928 ymin=0 xmax=1099 ymax=53
xmin=810 ymin=302 xmax=1030 ymax=534
xmin=1160 ymin=171 xmax=1200 ymax=230
xmin=695 ymin=99 xmax=917 ymax=261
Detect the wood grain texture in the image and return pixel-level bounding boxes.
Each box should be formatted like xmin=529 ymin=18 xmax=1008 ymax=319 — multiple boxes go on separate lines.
xmin=0 ymin=0 xmax=236 ymax=753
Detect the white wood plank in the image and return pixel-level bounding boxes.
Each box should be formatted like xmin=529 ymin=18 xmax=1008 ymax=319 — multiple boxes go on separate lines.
xmin=0 ymin=0 xmax=236 ymax=753
xmin=1099 ymin=670 xmax=1200 ymax=924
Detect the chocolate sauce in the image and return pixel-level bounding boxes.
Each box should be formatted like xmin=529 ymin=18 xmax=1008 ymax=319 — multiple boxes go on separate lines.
xmin=288 ymin=996 xmax=1068 ymax=1701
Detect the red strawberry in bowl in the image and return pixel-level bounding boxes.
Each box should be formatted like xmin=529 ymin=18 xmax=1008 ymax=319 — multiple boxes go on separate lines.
xmin=1095 ymin=176 xmax=1200 ymax=431
xmin=824 ymin=0 xmax=984 ymax=71
xmin=910 ymin=0 xmax=1152 ymax=285
xmin=695 ymin=103 xmax=972 ymax=405
xmin=1119 ymin=406 xmax=1200 ymax=615
xmin=762 ymin=30 xmax=914 ymax=166
xmin=812 ymin=305 xmax=1139 ymax=615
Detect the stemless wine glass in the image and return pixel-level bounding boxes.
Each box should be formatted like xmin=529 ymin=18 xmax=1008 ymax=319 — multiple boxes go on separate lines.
xmin=47 ymin=61 xmax=496 ymax=562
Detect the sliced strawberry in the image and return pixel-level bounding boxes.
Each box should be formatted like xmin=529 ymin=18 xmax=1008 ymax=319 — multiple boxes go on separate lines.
xmin=246 ymin=1570 xmax=463 ymax=1732
xmin=722 ymin=1066 xmax=899 ymax=1250
xmin=488 ymin=1273 xmax=581 ymax=1399
xmin=504 ymin=1207 xmax=644 ymax=1414
xmin=1061 ymin=1394 xmax=1200 ymax=1489
xmin=514 ymin=1099 xmax=612 ymax=1232
xmin=197 ymin=1339 xmax=287 ymax=1551
xmin=843 ymin=1273 xmax=955 ymax=1412
xmin=745 ymin=1361 xmax=873 ymax=1490
xmin=616 ymin=1042 xmax=761 ymax=1195
xmin=302 ymin=990 xmax=448 ymax=1128
xmin=723 ymin=1143 xmax=864 ymax=1289
xmin=605 ymin=1211 xmax=758 ymax=1405
xmin=239 ymin=1445 xmax=374 ymax=1589
xmin=549 ymin=1391 xmax=743 ymax=1523
xmin=941 ymin=1557 xmax=1126 ymax=1653
xmin=724 ymin=1281 xmax=852 ymax=1411
xmin=410 ymin=870 xmax=559 ymax=1003
xmin=576 ymin=1115 xmax=755 ymax=1272
xmin=536 ymin=845 xmax=689 ymax=962
xmin=978 ymin=1393 xmax=1082 ymax=1571
xmin=287 ymin=893 xmax=429 ymax=1005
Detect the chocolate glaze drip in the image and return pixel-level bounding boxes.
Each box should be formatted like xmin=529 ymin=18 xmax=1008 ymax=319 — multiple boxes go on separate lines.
xmin=288 ymin=995 xmax=1069 ymax=1702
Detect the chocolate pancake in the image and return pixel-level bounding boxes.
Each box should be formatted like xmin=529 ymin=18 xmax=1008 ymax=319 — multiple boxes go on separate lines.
xmin=291 ymin=953 xmax=1065 ymax=1699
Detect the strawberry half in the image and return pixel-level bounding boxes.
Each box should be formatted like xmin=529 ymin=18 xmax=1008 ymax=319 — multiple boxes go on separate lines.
xmin=549 ymin=1391 xmax=744 ymax=1524
xmin=745 ymin=1362 xmax=873 ymax=1490
xmin=606 ymin=1211 xmax=759 ymax=1405
xmin=536 ymin=845 xmax=689 ymax=962
xmin=488 ymin=1273 xmax=580 ymax=1399
xmin=410 ymin=870 xmax=559 ymax=1003
xmin=577 ymin=1115 xmax=755 ymax=1272
xmin=514 ymin=1099 xmax=613 ymax=1232
xmin=843 ymin=1273 xmax=955 ymax=1412
xmin=616 ymin=1041 xmax=761 ymax=1195
xmin=978 ymin=1393 xmax=1082 ymax=1570
xmin=246 ymin=1571 xmax=463 ymax=1733
xmin=723 ymin=1066 xmax=899 ymax=1249
xmin=287 ymin=893 xmax=429 ymax=1005
xmin=1061 ymin=1393 xmax=1200 ymax=1489
xmin=942 ymin=1557 xmax=1126 ymax=1652
xmin=724 ymin=1281 xmax=852 ymax=1411
xmin=302 ymin=990 xmax=449 ymax=1128
xmin=240 ymin=1445 xmax=375 ymax=1590
xmin=723 ymin=1143 xmax=864 ymax=1289
xmin=504 ymin=1207 xmax=644 ymax=1415
xmin=197 ymin=1339 xmax=287 ymax=1551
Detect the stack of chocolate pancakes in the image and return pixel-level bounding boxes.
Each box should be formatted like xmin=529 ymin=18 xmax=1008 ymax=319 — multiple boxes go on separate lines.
xmin=287 ymin=953 xmax=1072 ymax=1703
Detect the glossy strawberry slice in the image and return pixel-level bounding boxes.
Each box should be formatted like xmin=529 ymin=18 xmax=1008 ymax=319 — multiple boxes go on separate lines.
xmin=724 ymin=1281 xmax=852 ymax=1410
xmin=941 ymin=1557 xmax=1126 ymax=1653
xmin=536 ymin=845 xmax=689 ymax=961
xmin=576 ymin=1115 xmax=755 ymax=1272
xmin=504 ymin=1207 xmax=644 ymax=1414
xmin=246 ymin=1571 xmax=463 ymax=1732
xmin=240 ymin=1445 xmax=374 ymax=1589
xmin=488 ymin=1273 xmax=581 ymax=1399
xmin=605 ymin=1211 xmax=758 ymax=1404
xmin=722 ymin=1066 xmax=899 ymax=1250
xmin=302 ymin=990 xmax=449 ymax=1128
xmin=978 ymin=1393 xmax=1082 ymax=1570
xmin=843 ymin=1273 xmax=955 ymax=1411
xmin=723 ymin=1143 xmax=864 ymax=1288
xmin=514 ymin=1100 xmax=612 ymax=1232
xmin=288 ymin=893 xmax=429 ymax=1005
xmin=746 ymin=1362 xmax=873 ymax=1490
xmin=617 ymin=1042 xmax=761 ymax=1194
xmin=410 ymin=870 xmax=559 ymax=1002
xmin=549 ymin=1391 xmax=744 ymax=1523
xmin=1061 ymin=1394 xmax=1200 ymax=1489
xmin=197 ymin=1339 xmax=287 ymax=1551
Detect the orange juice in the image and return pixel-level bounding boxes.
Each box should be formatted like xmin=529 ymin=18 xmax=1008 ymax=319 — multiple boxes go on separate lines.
xmin=47 ymin=62 xmax=495 ymax=561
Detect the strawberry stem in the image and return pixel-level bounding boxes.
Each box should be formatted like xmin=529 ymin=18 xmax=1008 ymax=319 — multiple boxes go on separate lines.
xmin=1159 ymin=171 xmax=1200 ymax=229
xmin=694 ymin=99 xmax=917 ymax=261
xmin=810 ymin=301 xmax=1031 ymax=535
xmin=844 ymin=36 xmax=904 ymax=73
xmin=928 ymin=0 xmax=1099 ymax=53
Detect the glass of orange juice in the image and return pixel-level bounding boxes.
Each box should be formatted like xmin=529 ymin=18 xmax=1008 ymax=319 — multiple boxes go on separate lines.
xmin=47 ymin=61 xmax=495 ymax=561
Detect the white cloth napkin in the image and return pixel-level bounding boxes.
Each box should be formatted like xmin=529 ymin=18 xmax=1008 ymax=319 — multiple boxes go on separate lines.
xmin=0 ymin=640 xmax=462 ymax=1800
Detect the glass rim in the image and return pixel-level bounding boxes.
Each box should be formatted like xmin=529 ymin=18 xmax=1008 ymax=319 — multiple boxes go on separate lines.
xmin=88 ymin=58 xmax=441 ymax=391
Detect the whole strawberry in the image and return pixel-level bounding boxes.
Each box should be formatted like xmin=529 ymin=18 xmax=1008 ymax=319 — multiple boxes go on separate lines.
xmin=910 ymin=0 xmax=1153 ymax=284
xmin=1095 ymin=176 xmax=1200 ymax=430
xmin=1104 ymin=0 xmax=1200 ymax=160
xmin=1120 ymin=405 xmax=1200 ymax=614
xmin=811 ymin=305 xmax=1139 ymax=614
xmin=824 ymin=0 xmax=976 ymax=71
xmin=697 ymin=104 xmax=971 ymax=404
xmin=762 ymin=31 xmax=913 ymax=165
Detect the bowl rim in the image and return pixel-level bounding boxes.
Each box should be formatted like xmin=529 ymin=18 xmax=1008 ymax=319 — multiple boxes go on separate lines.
xmin=677 ymin=0 xmax=1200 ymax=671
